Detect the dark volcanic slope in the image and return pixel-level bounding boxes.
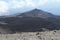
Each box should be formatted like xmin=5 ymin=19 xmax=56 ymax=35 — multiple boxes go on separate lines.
xmin=1 ymin=17 xmax=58 ymax=32
xmin=0 ymin=9 xmax=60 ymax=33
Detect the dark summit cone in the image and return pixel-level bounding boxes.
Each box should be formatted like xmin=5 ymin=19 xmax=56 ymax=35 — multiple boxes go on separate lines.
xmin=18 ymin=9 xmax=54 ymax=18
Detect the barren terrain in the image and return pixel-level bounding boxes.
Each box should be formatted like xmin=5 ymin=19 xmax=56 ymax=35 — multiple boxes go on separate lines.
xmin=0 ymin=30 xmax=60 ymax=40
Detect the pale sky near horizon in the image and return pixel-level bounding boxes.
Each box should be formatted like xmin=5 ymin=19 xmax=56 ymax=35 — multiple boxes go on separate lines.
xmin=0 ymin=0 xmax=60 ymax=16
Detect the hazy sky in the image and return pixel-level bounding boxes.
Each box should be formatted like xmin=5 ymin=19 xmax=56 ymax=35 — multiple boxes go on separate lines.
xmin=0 ymin=0 xmax=60 ymax=16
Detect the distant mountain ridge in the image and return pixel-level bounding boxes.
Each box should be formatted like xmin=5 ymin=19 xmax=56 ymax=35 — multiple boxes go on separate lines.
xmin=0 ymin=9 xmax=60 ymax=34
xmin=17 ymin=9 xmax=54 ymax=18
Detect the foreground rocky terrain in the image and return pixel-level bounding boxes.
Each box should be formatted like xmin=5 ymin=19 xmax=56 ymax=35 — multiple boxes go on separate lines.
xmin=0 ymin=30 xmax=60 ymax=40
